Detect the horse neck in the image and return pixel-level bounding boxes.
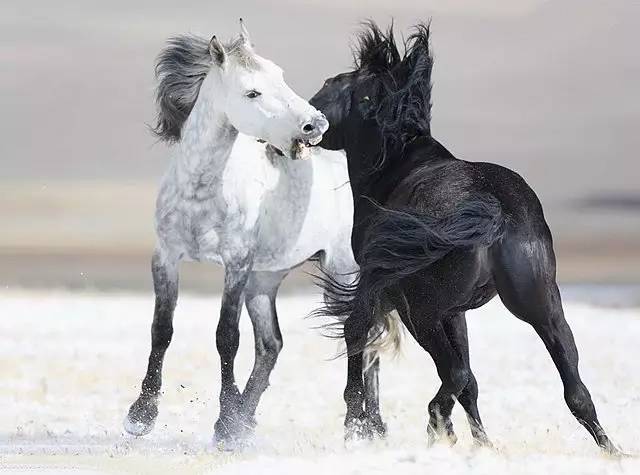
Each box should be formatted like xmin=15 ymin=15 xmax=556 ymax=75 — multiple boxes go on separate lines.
xmin=174 ymin=76 xmax=238 ymax=189
xmin=345 ymin=134 xmax=442 ymax=206
xmin=343 ymin=133 xmax=393 ymax=203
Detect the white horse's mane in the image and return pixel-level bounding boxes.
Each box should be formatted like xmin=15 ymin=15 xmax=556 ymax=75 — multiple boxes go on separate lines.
xmin=152 ymin=34 xmax=258 ymax=143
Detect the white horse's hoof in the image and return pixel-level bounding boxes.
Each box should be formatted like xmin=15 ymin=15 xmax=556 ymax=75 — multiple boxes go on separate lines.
xmin=123 ymin=415 xmax=154 ymax=437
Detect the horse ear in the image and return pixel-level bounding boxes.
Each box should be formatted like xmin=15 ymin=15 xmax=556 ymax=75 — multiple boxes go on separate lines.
xmin=209 ymin=35 xmax=227 ymax=66
xmin=239 ymin=18 xmax=252 ymax=49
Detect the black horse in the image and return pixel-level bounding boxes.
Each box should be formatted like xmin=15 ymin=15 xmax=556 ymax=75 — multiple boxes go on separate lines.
xmin=309 ymin=22 xmax=620 ymax=454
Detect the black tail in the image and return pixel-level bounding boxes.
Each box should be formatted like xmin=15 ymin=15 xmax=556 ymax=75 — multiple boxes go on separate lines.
xmin=315 ymin=195 xmax=504 ymax=352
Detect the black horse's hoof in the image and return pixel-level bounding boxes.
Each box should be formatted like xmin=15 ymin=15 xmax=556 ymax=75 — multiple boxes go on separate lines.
xmin=344 ymin=413 xmax=373 ymax=442
xmin=124 ymin=397 xmax=158 ymax=436
xmin=427 ymin=421 xmax=457 ymax=447
xmin=600 ymin=440 xmax=628 ymax=458
xmin=364 ymin=414 xmax=387 ymax=438
xmin=472 ymin=434 xmax=494 ymax=449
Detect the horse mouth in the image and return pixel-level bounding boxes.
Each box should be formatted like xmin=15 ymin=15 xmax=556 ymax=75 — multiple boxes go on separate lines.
xmin=291 ymin=136 xmax=322 ymax=160
xmin=261 ymin=136 xmax=322 ymax=160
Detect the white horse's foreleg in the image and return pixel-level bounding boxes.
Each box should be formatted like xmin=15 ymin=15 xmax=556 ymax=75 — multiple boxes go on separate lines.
xmin=239 ymin=270 xmax=287 ymax=425
xmin=213 ymin=265 xmax=251 ymax=445
xmin=124 ymin=250 xmax=179 ymax=436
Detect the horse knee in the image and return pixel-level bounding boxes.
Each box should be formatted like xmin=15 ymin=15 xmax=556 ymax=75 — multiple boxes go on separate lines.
xmin=216 ymin=320 xmax=240 ymax=356
xmin=151 ymin=321 xmax=173 ymax=350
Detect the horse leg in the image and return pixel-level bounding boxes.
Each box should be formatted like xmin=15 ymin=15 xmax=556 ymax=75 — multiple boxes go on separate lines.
xmin=124 ymin=250 xmax=178 ymax=436
xmin=421 ymin=314 xmax=485 ymax=447
xmin=363 ymin=346 xmax=386 ymax=437
xmin=238 ymin=270 xmax=287 ymax=432
xmin=213 ymin=267 xmax=250 ymax=445
xmin=492 ymin=232 xmax=621 ymax=455
xmin=392 ymin=283 xmax=472 ymax=447
xmin=322 ymin=254 xmax=387 ymax=439
xmin=441 ymin=313 xmax=491 ymax=446
xmin=343 ymin=307 xmax=373 ymax=441
xmin=417 ymin=320 xmax=473 ymax=448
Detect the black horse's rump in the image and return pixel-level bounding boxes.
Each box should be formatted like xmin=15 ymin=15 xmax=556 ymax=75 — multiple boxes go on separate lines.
xmin=315 ymin=195 xmax=504 ymax=351
xmin=308 ymin=20 xmax=621 ymax=454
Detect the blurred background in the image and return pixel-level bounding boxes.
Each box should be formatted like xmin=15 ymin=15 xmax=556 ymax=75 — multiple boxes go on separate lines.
xmin=2 ymin=0 xmax=639 ymax=294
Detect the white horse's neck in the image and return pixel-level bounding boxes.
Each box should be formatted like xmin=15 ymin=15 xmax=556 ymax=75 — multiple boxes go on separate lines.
xmin=175 ymin=73 xmax=237 ymax=191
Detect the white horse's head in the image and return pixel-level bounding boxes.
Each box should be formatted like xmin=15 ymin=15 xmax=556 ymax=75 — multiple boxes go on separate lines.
xmin=205 ymin=20 xmax=327 ymax=160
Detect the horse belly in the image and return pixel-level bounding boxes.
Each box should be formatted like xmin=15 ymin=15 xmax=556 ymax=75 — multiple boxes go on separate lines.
xmin=251 ymin=225 xmax=322 ymax=271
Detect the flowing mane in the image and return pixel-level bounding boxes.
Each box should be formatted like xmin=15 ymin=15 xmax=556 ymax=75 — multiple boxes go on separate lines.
xmin=354 ymin=22 xmax=434 ymax=155
xmin=152 ymin=34 xmax=257 ymax=143
xmin=353 ymin=21 xmax=401 ymax=72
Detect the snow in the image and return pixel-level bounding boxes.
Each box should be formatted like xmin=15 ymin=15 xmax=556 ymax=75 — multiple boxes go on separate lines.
xmin=0 ymin=289 xmax=639 ymax=473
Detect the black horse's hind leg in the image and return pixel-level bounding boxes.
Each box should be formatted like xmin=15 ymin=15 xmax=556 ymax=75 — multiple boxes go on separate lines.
xmin=420 ymin=325 xmax=487 ymax=447
xmin=439 ymin=313 xmax=491 ymax=446
xmin=393 ymin=284 xmax=475 ymax=448
xmin=125 ymin=251 xmax=178 ymax=436
xmin=343 ymin=308 xmax=372 ymax=441
xmin=420 ymin=321 xmax=474 ymax=447
xmin=213 ymin=267 xmax=251 ymax=446
xmin=363 ymin=347 xmax=387 ymax=437
xmin=492 ymin=232 xmax=620 ymax=455
xmin=237 ymin=270 xmax=287 ymax=432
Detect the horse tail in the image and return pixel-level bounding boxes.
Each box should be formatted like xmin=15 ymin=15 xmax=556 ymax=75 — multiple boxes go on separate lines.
xmin=315 ymin=195 xmax=504 ymax=355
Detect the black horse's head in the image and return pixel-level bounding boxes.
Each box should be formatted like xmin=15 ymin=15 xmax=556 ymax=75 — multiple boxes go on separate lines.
xmin=310 ymin=21 xmax=434 ymax=161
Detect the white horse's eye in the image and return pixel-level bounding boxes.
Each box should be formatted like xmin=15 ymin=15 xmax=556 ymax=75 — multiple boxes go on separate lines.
xmin=245 ymin=90 xmax=262 ymax=99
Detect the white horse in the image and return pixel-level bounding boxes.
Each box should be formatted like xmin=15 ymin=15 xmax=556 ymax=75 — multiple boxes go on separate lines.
xmin=124 ymin=21 xmax=385 ymax=446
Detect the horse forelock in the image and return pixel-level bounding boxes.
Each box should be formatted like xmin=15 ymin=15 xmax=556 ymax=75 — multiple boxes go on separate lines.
xmin=152 ymin=35 xmax=259 ymax=143
xmin=352 ymin=21 xmax=434 ymax=162
xmin=353 ymin=20 xmax=402 ymax=72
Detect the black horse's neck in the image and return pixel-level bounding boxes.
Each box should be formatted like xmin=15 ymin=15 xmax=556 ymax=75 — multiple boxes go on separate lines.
xmin=346 ymin=135 xmax=452 ymax=202
xmin=344 ymin=133 xmax=456 ymax=255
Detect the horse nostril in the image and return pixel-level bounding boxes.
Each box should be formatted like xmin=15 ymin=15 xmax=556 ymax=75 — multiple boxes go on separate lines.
xmin=317 ymin=115 xmax=329 ymax=133
xmin=302 ymin=123 xmax=315 ymax=134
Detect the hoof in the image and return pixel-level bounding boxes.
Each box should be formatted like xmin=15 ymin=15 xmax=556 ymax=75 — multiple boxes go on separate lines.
xmin=427 ymin=422 xmax=457 ymax=447
xmin=213 ymin=414 xmax=255 ymax=451
xmin=364 ymin=414 xmax=387 ymax=439
xmin=123 ymin=415 xmax=155 ymax=436
xmin=344 ymin=413 xmax=373 ymax=442
xmin=124 ymin=397 xmax=158 ymax=436
xmin=213 ymin=432 xmax=255 ymax=452
xmin=472 ymin=435 xmax=494 ymax=449
xmin=469 ymin=423 xmax=493 ymax=449
xmin=600 ymin=440 xmax=627 ymax=458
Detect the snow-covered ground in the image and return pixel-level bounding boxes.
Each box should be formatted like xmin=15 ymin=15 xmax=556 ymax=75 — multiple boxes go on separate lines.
xmin=1 ymin=289 xmax=638 ymax=474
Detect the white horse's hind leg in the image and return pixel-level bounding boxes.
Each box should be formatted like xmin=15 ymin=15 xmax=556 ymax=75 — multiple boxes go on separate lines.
xmin=239 ymin=270 xmax=288 ymax=427
xmin=124 ymin=250 xmax=178 ymax=436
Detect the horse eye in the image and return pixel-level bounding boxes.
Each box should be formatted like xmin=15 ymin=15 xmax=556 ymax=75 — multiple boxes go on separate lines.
xmin=245 ymin=90 xmax=261 ymax=99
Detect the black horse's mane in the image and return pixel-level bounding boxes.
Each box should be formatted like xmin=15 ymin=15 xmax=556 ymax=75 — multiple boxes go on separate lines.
xmin=353 ymin=21 xmax=434 ymax=159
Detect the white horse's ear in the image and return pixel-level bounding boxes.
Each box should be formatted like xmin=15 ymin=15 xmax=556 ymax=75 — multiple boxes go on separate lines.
xmin=209 ymin=35 xmax=227 ymax=66
xmin=239 ymin=18 xmax=252 ymax=48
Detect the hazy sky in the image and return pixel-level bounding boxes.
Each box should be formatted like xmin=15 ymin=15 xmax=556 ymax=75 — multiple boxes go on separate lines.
xmin=1 ymin=0 xmax=638 ymax=219
xmin=1 ymin=0 xmax=639 ymax=287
